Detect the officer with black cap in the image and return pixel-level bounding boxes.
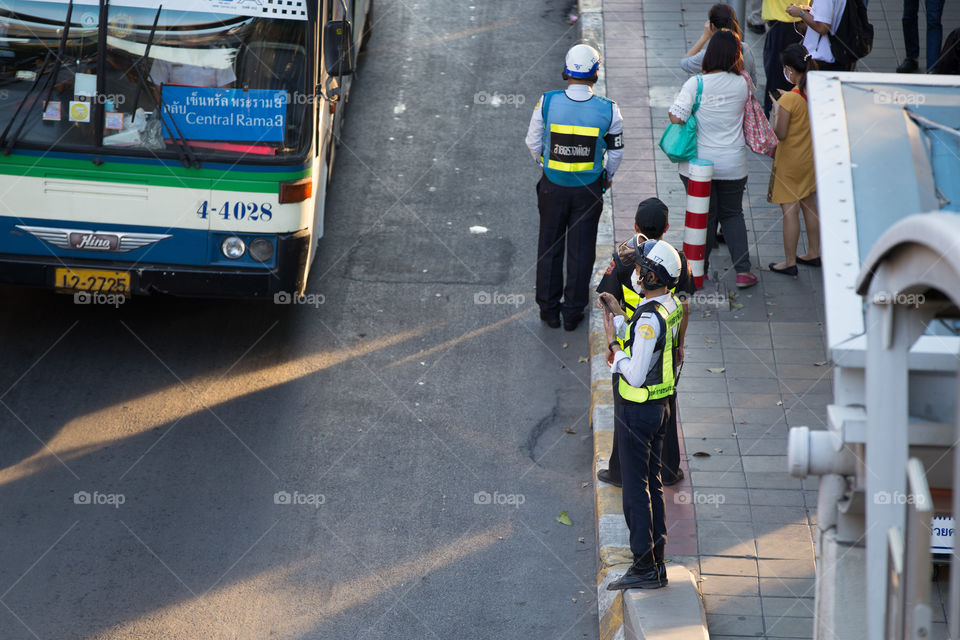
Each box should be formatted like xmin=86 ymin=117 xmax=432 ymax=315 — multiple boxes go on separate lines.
xmin=596 ymin=198 xmax=694 ymax=488
xmin=599 ymin=239 xmax=683 ymax=590
xmin=525 ymin=42 xmax=624 ymax=331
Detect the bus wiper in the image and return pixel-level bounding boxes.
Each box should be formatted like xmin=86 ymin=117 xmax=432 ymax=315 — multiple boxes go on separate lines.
xmin=128 ymin=5 xmax=200 ymax=168
xmin=1 ymin=0 xmax=74 ymax=154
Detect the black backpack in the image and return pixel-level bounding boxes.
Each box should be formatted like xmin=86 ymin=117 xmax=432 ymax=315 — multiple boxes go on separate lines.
xmin=829 ymin=0 xmax=874 ymax=66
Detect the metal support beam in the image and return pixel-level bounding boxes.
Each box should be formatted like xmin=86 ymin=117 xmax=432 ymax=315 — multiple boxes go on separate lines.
xmin=865 ymin=297 xmax=928 ymax=640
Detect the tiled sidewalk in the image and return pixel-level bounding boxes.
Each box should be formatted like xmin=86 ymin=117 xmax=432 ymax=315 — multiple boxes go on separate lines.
xmin=599 ymin=0 xmax=960 ymax=637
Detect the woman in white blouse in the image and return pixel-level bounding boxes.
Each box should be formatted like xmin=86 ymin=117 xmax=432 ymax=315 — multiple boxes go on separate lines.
xmin=668 ymin=29 xmax=757 ymax=289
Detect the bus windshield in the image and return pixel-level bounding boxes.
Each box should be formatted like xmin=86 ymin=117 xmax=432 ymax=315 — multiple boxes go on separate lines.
xmin=0 ymin=1 xmax=310 ymax=161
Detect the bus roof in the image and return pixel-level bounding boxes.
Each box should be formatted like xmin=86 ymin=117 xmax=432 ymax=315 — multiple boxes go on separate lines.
xmin=27 ymin=0 xmax=308 ymax=21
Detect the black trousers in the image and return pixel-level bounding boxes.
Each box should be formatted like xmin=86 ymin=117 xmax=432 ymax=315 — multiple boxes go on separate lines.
xmin=608 ymin=384 xmax=680 ymax=482
xmin=762 ymin=20 xmax=804 ymax=117
xmin=616 ymin=398 xmax=669 ymax=557
xmin=535 ymin=175 xmax=604 ymax=321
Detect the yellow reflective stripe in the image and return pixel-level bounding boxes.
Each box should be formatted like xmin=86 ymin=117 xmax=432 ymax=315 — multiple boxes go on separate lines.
xmin=549 ymin=124 xmax=600 ymax=136
xmin=618 ymin=302 xmax=681 ymax=403
xmin=547 ymin=159 xmax=595 ymax=172
xmin=622 ymin=285 xmax=640 ymax=320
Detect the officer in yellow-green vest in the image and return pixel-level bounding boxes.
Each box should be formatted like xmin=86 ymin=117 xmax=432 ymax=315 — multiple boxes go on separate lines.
xmin=525 ymin=42 xmax=624 ymax=331
xmin=596 ymin=199 xmax=695 ymax=488
xmin=599 ymin=239 xmax=683 ymax=591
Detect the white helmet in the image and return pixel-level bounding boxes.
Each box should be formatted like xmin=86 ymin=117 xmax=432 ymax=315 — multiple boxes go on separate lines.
xmin=636 ymin=239 xmax=682 ymax=290
xmin=564 ymin=43 xmax=601 ymax=79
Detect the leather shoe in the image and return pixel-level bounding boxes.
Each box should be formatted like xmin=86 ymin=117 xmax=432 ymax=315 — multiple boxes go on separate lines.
xmin=796 ymin=255 xmax=821 ymax=267
xmin=597 ymin=468 xmax=622 ymax=488
xmin=563 ymin=314 xmax=583 ymax=331
xmin=540 ymin=310 xmax=560 ymax=328
xmin=653 ymin=543 xmax=668 ymax=586
xmin=662 ymin=468 xmax=684 ymax=486
xmin=897 ymin=58 xmax=919 ymax=73
xmin=607 ymin=552 xmax=662 ymax=590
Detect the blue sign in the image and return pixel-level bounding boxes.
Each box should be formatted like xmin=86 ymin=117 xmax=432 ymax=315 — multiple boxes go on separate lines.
xmin=160 ymin=86 xmax=287 ymax=143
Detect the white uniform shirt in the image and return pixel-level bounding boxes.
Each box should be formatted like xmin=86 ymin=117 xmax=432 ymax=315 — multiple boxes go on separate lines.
xmin=524 ymin=83 xmax=624 ymax=178
xmin=610 ymin=292 xmax=678 ymax=387
xmin=804 ymin=0 xmax=847 ymax=63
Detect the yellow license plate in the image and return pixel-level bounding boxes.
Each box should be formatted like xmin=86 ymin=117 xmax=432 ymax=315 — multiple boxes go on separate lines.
xmin=55 ymin=268 xmax=130 ymax=293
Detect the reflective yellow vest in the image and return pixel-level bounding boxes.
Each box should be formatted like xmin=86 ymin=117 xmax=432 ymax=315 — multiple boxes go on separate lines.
xmin=617 ymin=295 xmax=683 ymax=403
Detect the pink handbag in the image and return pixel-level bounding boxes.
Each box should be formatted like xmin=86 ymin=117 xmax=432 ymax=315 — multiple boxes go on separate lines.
xmin=742 ymin=73 xmax=777 ymax=158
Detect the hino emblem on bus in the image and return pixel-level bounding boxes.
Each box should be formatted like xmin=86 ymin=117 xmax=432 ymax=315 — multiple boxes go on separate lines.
xmin=15 ymin=226 xmax=172 ymax=253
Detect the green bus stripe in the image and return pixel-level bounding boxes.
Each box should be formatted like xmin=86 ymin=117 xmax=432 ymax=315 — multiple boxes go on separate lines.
xmin=0 ymin=155 xmax=311 ymax=193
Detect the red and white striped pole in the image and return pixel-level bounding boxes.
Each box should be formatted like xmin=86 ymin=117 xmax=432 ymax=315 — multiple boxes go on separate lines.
xmin=683 ymin=159 xmax=714 ymax=290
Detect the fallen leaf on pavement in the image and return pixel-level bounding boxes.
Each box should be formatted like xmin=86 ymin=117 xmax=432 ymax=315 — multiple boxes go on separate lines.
xmin=707 ymin=367 xmax=726 ymax=373
xmin=705 ymin=336 xmax=716 ymax=344
xmin=814 ymin=360 xmax=828 ymax=366
xmin=714 ymin=448 xmax=723 ymax=453
xmin=581 ymin=482 xmax=590 ymax=488
xmin=578 ymin=356 xmax=588 ymax=363
xmin=731 ymin=302 xmax=744 ymax=309
xmin=692 ymin=451 xmax=710 ymax=457
xmin=776 ymin=401 xmax=783 ymax=406
xmin=562 ymin=343 xmax=568 ymax=349
xmin=578 ymin=538 xmax=585 ymax=544
xmin=556 ymin=511 xmax=573 ymax=526
xmin=564 ymin=428 xmax=576 ymax=434
xmin=740 ymin=420 xmax=748 ymax=424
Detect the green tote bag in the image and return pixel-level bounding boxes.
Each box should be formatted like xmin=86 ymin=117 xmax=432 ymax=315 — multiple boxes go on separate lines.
xmin=658 ymin=75 xmax=702 ymax=163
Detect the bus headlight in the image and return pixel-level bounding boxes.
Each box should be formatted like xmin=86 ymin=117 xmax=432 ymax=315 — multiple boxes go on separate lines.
xmin=249 ymin=237 xmax=274 ymax=262
xmin=221 ymin=236 xmax=246 ymax=259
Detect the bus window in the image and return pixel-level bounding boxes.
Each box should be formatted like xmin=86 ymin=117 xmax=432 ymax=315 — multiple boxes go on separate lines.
xmin=0 ymin=2 xmax=311 ymax=160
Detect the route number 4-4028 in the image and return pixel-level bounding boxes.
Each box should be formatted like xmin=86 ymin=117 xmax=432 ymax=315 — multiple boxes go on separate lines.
xmin=197 ymin=201 xmax=274 ymax=222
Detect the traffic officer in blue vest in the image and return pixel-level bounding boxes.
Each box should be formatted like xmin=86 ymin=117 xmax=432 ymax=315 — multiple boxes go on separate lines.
xmin=525 ymin=43 xmax=624 ymax=331
xmin=599 ymin=239 xmax=683 ymax=590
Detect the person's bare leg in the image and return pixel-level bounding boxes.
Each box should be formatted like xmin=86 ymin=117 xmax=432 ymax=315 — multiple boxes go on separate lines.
xmin=798 ymin=192 xmax=820 ymax=260
xmin=772 ymin=201 xmax=800 ymax=270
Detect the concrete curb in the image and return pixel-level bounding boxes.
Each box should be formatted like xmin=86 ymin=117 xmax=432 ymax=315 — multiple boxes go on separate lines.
xmin=578 ymin=2 xmax=710 ymax=639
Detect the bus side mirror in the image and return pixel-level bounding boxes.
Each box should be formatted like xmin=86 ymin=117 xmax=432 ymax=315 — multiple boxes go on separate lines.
xmin=324 ymin=21 xmax=354 ymax=76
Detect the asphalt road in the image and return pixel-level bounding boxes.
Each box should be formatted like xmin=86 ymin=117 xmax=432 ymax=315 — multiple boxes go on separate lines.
xmin=0 ymin=1 xmax=598 ymax=639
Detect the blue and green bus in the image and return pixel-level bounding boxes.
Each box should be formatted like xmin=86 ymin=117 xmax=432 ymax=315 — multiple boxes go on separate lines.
xmin=0 ymin=0 xmax=370 ymax=297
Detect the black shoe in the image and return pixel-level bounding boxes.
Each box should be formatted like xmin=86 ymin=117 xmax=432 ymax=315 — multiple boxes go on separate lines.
xmin=796 ymin=255 xmax=822 ymax=267
xmin=597 ymin=468 xmax=623 ymax=488
xmin=540 ymin=310 xmax=561 ymax=328
xmin=653 ymin=543 xmax=668 ymax=586
xmin=897 ymin=58 xmax=919 ymax=73
xmin=607 ymin=553 xmax=662 ymax=590
xmin=563 ymin=314 xmax=583 ymax=331
xmin=662 ymin=468 xmax=684 ymax=487
xmin=747 ymin=21 xmax=766 ymax=35
xmin=768 ymin=262 xmax=799 ymax=276
xmin=716 ymin=230 xmax=725 ymax=244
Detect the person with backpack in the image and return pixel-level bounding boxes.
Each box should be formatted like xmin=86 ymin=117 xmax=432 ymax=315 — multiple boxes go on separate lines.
xmin=786 ymin=2 xmax=850 ymax=70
